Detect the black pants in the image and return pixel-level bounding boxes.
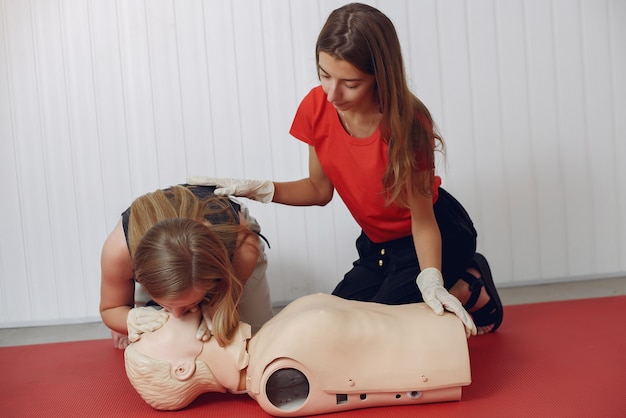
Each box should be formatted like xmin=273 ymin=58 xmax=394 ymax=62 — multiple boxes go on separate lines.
xmin=332 ymin=188 xmax=478 ymax=304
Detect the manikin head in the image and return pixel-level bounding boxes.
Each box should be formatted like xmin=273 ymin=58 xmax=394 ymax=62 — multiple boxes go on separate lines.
xmin=124 ymin=308 xmax=250 ymax=410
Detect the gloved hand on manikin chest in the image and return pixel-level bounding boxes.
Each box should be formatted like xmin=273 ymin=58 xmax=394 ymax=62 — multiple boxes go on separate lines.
xmin=416 ymin=267 xmax=477 ymax=337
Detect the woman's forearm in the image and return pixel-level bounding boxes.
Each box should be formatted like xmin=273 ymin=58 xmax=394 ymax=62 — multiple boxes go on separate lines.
xmin=272 ymin=179 xmax=333 ymax=206
xmin=100 ymin=305 xmax=132 ymax=335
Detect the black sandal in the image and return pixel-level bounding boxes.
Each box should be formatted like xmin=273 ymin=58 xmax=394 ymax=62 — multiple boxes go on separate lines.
xmin=460 ymin=253 xmax=504 ymax=333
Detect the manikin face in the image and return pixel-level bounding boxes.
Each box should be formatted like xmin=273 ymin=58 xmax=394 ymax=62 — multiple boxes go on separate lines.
xmin=317 ymin=51 xmax=377 ymax=113
xmin=134 ymin=308 xmax=204 ymax=367
xmin=151 ymin=287 xmax=207 ymax=318
xmin=128 ymin=308 xmax=251 ymax=399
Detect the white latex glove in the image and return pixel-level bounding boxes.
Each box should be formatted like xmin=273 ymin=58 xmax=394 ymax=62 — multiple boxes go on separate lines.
xmin=196 ymin=298 xmax=213 ymax=342
xmin=186 ymin=176 xmax=274 ymax=203
xmin=127 ymin=306 xmax=169 ymax=343
xmin=416 ymin=267 xmax=477 ymax=338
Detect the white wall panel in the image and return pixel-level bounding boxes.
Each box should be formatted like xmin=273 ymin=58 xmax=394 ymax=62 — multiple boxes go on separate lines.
xmin=524 ymin=0 xmax=569 ymax=279
xmin=581 ymin=0 xmax=620 ymax=273
xmin=466 ymin=1 xmax=512 ymax=282
xmin=611 ymin=0 xmax=626 ymax=273
xmin=117 ymin=0 xmax=161 ymax=197
xmin=144 ymin=0 xmax=188 ymax=186
xmin=1 ymin=0 xmax=625 ymax=326
xmin=0 ymin=0 xmax=30 ymax=323
xmin=56 ymin=0 xmax=107 ymax=322
xmin=202 ymin=0 xmax=244 ymax=175
xmin=32 ymin=0 xmax=85 ymax=319
xmin=497 ymin=0 xmax=543 ymax=282
xmin=3 ymin=0 xmax=59 ymax=322
xmin=553 ymin=0 xmax=596 ymax=276
xmin=406 ymin=0 xmax=442 ymax=116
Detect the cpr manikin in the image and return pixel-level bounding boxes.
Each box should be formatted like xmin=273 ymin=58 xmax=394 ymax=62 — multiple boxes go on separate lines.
xmin=124 ymin=293 xmax=471 ymax=416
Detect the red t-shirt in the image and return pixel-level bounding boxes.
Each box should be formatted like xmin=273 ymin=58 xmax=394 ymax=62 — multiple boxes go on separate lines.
xmin=289 ymin=86 xmax=441 ymax=243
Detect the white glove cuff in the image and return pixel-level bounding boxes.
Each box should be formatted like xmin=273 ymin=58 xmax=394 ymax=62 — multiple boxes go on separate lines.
xmin=416 ymin=267 xmax=444 ymax=288
xmin=256 ymin=181 xmax=275 ymax=203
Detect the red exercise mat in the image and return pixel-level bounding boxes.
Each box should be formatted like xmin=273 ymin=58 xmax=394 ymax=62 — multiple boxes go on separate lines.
xmin=1 ymin=296 xmax=624 ymax=417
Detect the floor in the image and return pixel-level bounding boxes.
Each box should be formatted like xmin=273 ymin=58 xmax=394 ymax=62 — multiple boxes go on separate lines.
xmin=1 ymin=276 xmax=624 ymax=347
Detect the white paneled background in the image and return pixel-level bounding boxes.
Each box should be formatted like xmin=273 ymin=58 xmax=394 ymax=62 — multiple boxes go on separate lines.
xmin=1 ymin=0 xmax=624 ymax=326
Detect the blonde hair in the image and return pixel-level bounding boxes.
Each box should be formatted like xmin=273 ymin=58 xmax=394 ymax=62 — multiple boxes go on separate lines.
xmin=316 ymin=3 xmax=444 ymax=206
xmin=129 ymin=186 xmax=252 ymax=345
xmin=124 ymin=343 xmax=225 ymax=410
xmin=128 ymin=186 xmax=241 ymax=256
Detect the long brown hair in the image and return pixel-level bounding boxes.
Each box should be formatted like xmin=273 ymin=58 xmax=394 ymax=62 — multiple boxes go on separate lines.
xmin=128 ymin=186 xmax=253 ymax=345
xmin=133 ymin=218 xmax=243 ymax=346
xmin=316 ymin=3 xmax=444 ymax=206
